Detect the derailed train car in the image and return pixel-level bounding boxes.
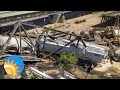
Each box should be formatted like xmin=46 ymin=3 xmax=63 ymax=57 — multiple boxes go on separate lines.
xmin=0 ymin=35 xmax=28 ymax=48
xmin=0 ymin=35 xmax=33 ymax=54
xmin=35 ymin=36 xmax=109 ymax=62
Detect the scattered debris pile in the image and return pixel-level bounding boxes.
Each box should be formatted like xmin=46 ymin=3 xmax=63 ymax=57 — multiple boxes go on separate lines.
xmin=79 ymin=26 xmax=120 ymax=62
xmin=21 ymin=60 xmax=77 ymax=79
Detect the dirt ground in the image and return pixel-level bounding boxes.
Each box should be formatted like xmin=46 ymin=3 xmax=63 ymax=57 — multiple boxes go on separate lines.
xmin=67 ymin=61 xmax=120 ymax=79
xmin=57 ymin=14 xmax=102 ymax=34
xmin=44 ymin=12 xmax=103 ymax=34
xmin=30 ymin=60 xmax=120 ymax=79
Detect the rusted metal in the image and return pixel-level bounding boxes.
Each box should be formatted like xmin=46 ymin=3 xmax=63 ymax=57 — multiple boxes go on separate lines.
xmin=43 ymin=27 xmax=88 ymax=48
xmin=21 ymin=24 xmax=34 ymax=46
xmin=42 ymin=30 xmax=49 ymax=54
xmin=20 ymin=37 xmax=33 ymax=51
xmin=20 ymin=24 xmax=36 ymax=53
xmin=22 ymin=22 xmax=40 ymax=28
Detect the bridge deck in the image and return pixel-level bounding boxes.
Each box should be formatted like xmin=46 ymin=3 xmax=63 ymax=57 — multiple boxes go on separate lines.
xmin=0 ymin=11 xmax=72 ymax=27
xmin=0 ymin=11 xmax=39 ymax=18
xmin=0 ymin=11 xmax=71 ymax=19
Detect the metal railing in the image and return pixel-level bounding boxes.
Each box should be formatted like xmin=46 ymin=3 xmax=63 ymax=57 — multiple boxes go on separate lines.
xmin=0 ymin=11 xmax=72 ymax=27
xmin=0 ymin=11 xmax=71 ymax=19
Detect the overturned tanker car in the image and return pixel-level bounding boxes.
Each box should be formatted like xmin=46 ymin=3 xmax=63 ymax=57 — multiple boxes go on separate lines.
xmin=0 ymin=35 xmax=34 ymax=54
xmin=35 ymin=35 xmax=109 ymax=63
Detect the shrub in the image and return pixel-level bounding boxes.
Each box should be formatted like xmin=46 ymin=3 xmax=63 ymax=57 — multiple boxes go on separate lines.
xmin=74 ymin=19 xmax=86 ymax=24
xmin=56 ymin=52 xmax=77 ymax=70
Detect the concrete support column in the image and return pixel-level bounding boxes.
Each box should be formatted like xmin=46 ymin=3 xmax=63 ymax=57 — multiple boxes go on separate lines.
xmin=0 ymin=62 xmax=4 ymax=79
xmin=51 ymin=14 xmax=61 ymax=23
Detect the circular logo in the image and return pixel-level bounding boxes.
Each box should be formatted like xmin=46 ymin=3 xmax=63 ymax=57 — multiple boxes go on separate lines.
xmin=4 ymin=55 xmax=24 ymax=77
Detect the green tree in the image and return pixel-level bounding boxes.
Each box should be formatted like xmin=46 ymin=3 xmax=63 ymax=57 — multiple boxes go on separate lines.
xmin=56 ymin=52 xmax=77 ymax=70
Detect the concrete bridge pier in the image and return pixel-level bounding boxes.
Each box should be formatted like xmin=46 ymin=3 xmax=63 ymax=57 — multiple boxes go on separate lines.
xmin=51 ymin=14 xmax=62 ymax=23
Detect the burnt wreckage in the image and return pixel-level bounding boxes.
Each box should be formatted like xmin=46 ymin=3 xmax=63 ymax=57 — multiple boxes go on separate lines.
xmin=0 ymin=21 xmax=109 ymax=66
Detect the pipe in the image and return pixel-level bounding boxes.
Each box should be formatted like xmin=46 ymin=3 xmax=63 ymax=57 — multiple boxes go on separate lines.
xmin=30 ymin=67 xmax=53 ymax=79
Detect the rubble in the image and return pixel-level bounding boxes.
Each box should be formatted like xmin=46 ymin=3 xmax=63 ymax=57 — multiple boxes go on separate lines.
xmin=29 ymin=67 xmax=53 ymax=79
xmin=21 ymin=61 xmax=77 ymax=79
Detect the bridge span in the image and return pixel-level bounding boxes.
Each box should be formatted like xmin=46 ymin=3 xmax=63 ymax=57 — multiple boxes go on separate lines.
xmin=0 ymin=11 xmax=71 ymax=27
